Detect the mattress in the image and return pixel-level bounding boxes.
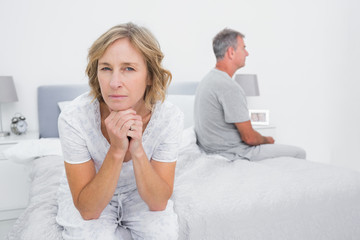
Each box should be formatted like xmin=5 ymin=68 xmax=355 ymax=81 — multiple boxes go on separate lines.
xmin=6 ymin=128 xmax=360 ymax=239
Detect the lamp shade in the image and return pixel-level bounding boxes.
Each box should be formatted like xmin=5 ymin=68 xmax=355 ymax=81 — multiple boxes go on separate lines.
xmin=234 ymin=74 xmax=260 ymax=96
xmin=0 ymin=76 xmax=18 ymax=103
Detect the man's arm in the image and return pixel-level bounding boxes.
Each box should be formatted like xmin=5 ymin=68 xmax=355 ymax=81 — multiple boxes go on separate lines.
xmin=235 ymin=120 xmax=274 ymax=146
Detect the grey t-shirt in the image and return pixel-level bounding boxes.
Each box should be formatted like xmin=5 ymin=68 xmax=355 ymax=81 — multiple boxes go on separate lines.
xmin=194 ymin=68 xmax=251 ymax=157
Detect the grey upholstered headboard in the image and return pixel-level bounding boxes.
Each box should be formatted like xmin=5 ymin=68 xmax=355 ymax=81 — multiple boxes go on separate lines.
xmin=167 ymin=81 xmax=199 ymax=128
xmin=167 ymin=82 xmax=198 ymax=95
xmin=37 ymin=81 xmax=198 ymax=138
xmin=37 ymin=84 xmax=89 ymax=138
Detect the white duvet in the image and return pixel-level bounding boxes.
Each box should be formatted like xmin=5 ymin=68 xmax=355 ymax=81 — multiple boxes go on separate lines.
xmin=6 ymin=129 xmax=360 ymax=240
xmin=174 ymin=146 xmax=360 ymax=239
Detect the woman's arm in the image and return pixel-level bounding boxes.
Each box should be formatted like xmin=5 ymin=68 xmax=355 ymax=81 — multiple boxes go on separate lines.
xmin=65 ymin=109 xmax=137 ymax=220
xmin=127 ymin=113 xmax=177 ymax=211
xmin=132 ymin=150 xmax=176 ymax=211
xmin=65 ymin=147 xmax=125 ymax=220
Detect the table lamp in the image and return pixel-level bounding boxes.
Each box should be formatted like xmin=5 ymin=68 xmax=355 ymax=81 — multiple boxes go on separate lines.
xmin=234 ymin=74 xmax=260 ymax=96
xmin=0 ymin=76 xmax=18 ymax=137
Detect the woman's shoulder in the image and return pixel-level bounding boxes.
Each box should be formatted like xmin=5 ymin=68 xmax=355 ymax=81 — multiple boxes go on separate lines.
xmin=155 ymin=100 xmax=184 ymax=121
xmin=146 ymin=100 xmax=184 ymax=133
xmin=59 ymin=92 xmax=98 ymax=122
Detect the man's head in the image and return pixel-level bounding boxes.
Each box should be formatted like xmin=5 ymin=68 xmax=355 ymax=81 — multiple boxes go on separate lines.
xmin=213 ymin=28 xmax=248 ymax=70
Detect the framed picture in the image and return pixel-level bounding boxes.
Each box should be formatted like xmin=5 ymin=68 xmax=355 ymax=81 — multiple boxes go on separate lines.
xmin=249 ymin=109 xmax=269 ymax=125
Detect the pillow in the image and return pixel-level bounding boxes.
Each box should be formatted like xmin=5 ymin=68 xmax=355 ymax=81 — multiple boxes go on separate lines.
xmin=180 ymin=126 xmax=197 ymax=149
xmin=3 ymin=138 xmax=62 ymax=164
xmin=58 ymin=101 xmax=71 ymax=111
xmin=166 ymin=94 xmax=195 ymax=128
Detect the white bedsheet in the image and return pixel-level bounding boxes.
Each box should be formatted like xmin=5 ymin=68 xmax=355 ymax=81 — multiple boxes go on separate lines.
xmin=174 ymin=144 xmax=360 ymax=239
xmin=6 ymin=133 xmax=360 ymax=240
xmin=7 ymin=155 xmax=64 ymax=240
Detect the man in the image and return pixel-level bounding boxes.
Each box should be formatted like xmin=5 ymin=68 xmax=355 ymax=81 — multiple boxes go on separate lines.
xmin=194 ymin=28 xmax=306 ymax=161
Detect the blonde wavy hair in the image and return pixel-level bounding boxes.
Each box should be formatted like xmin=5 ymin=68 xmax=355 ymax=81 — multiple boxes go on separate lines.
xmin=86 ymin=22 xmax=172 ymax=110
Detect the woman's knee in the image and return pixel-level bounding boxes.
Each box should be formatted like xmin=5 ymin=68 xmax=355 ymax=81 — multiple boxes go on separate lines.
xmin=59 ymin=218 xmax=118 ymax=240
xmin=130 ymin=205 xmax=179 ymax=240
xmin=131 ymin=218 xmax=178 ymax=240
xmin=57 ymin=201 xmax=118 ymax=240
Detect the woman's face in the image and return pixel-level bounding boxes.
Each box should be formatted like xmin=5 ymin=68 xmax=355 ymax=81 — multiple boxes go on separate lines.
xmin=97 ymin=38 xmax=150 ymax=112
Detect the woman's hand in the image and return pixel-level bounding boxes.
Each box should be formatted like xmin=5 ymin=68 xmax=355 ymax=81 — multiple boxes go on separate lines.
xmin=127 ymin=114 xmax=144 ymax=157
xmin=104 ymin=109 xmax=137 ymax=157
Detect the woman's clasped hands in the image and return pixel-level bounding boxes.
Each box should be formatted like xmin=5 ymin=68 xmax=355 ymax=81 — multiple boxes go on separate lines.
xmin=104 ymin=108 xmax=144 ymax=159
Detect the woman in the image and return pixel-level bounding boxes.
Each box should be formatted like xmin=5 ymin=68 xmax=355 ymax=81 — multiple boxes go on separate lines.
xmin=56 ymin=23 xmax=183 ymax=240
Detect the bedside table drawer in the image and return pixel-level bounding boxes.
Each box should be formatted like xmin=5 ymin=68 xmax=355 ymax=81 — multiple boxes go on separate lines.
xmin=0 ymin=160 xmax=30 ymax=217
xmin=0 ymin=132 xmax=38 ymax=224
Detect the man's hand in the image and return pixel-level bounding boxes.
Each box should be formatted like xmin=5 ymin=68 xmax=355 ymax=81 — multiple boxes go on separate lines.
xmin=264 ymin=136 xmax=275 ymax=144
xmin=235 ymin=120 xmax=275 ymax=146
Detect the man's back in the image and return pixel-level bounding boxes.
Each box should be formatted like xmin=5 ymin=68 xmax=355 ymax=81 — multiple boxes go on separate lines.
xmin=194 ymin=69 xmax=250 ymax=154
xmin=195 ymin=28 xmax=306 ymax=161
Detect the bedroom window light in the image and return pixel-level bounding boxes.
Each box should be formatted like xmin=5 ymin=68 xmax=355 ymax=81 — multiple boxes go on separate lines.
xmin=0 ymin=76 xmax=18 ymax=137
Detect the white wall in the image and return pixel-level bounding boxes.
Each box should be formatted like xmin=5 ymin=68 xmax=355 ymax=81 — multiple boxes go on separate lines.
xmin=0 ymin=0 xmax=359 ymax=171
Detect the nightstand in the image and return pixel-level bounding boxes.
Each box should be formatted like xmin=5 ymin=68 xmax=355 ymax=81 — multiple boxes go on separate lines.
xmin=0 ymin=131 xmax=39 ymax=238
xmin=253 ymin=125 xmax=276 ymax=138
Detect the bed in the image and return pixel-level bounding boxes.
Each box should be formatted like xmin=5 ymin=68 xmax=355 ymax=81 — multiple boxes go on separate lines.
xmin=5 ymin=83 xmax=360 ymax=240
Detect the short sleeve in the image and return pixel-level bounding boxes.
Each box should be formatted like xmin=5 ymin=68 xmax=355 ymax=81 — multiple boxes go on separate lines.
xmin=151 ymin=108 xmax=184 ymax=163
xmin=58 ymin=112 xmax=92 ymax=164
xmin=219 ymin=84 xmax=250 ymax=124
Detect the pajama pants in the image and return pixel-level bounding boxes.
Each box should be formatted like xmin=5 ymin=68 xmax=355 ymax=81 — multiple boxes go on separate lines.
xmin=220 ymin=143 xmax=306 ymax=161
xmin=56 ymin=163 xmax=178 ymax=240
